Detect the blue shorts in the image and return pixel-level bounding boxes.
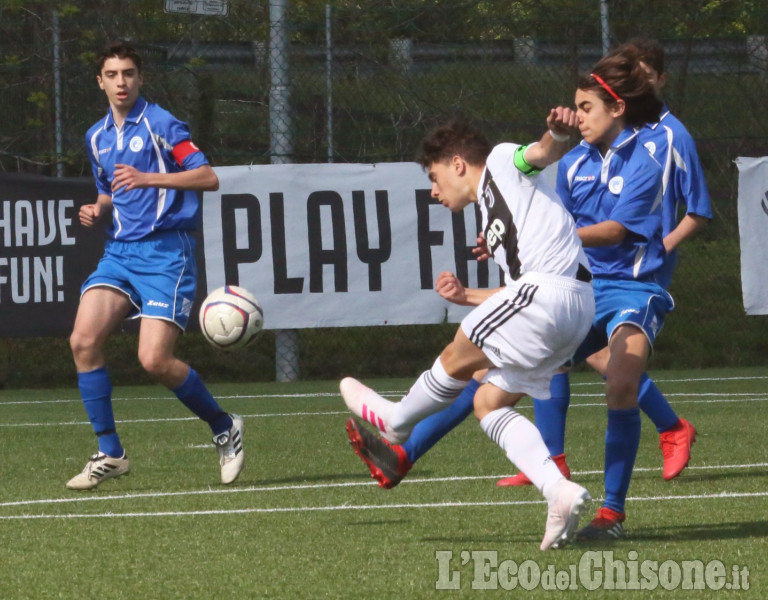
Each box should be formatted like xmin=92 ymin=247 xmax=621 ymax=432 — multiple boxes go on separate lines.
xmin=81 ymin=230 xmax=198 ymax=330
xmin=573 ymin=278 xmax=674 ymax=363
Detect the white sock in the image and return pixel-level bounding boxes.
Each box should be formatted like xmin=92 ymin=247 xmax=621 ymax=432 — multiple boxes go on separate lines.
xmin=480 ymin=407 xmax=564 ymax=499
xmin=389 ymin=357 xmax=467 ymax=433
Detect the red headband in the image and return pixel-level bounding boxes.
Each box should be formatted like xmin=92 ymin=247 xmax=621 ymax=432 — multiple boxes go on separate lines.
xmin=591 ymin=73 xmax=622 ymax=102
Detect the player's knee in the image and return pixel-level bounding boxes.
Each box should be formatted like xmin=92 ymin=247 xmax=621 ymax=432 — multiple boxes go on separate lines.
xmin=473 ymin=398 xmax=490 ymax=421
xmin=605 ymin=376 xmax=639 ymax=409
xmin=472 ymin=385 xmax=519 ymax=420
xmin=70 ymin=329 xmax=96 ymax=360
xmin=440 ymin=343 xmax=485 ymax=381
xmin=138 ymin=350 xmax=171 ymax=380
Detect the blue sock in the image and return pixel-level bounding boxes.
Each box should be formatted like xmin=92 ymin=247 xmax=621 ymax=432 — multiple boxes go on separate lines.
xmin=173 ymin=368 xmax=232 ymax=435
xmin=637 ymin=373 xmax=678 ymax=433
xmin=401 ymin=378 xmax=479 ymax=464
xmin=603 ymin=407 xmax=641 ymax=514
xmin=532 ymin=372 xmax=569 ymax=456
xmin=79 ymin=367 xmax=123 ymax=457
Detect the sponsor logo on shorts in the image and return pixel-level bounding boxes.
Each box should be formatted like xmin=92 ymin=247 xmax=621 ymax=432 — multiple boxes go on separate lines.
xmin=619 ymin=308 xmax=640 ymax=317
xmin=147 ymin=299 xmax=169 ymax=308
xmin=181 ymin=297 xmax=193 ymax=317
xmin=650 ymin=315 xmax=659 ymax=334
xmin=485 ymin=345 xmax=502 ymax=359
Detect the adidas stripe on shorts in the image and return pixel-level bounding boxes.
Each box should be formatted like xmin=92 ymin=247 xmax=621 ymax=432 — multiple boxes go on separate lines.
xmin=460 ymin=271 xmax=595 ymax=399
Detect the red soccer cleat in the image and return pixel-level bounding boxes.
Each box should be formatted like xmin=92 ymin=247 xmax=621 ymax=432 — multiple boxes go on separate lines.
xmin=345 ymin=418 xmax=413 ymax=489
xmin=659 ymin=418 xmax=697 ymax=481
xmin=497 ymin=453 xmax=571 ymax=487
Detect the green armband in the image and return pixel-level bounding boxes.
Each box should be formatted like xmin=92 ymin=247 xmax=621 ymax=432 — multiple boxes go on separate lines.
xmin=513 ymin=145 xmax=542 ymax=176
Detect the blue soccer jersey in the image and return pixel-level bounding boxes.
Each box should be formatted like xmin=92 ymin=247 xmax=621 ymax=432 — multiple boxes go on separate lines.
xmin=556 ymin=127 xmax=665 ymax=282
xmin=85 ymin=96 xmax=210 ymax=241
xmin=640 ymin=106 xmax=713 ymax=287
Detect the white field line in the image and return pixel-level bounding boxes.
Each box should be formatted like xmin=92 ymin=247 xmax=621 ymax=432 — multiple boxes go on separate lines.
xmin=1 ymin=374 xmax=766 ymax=406
xmin=1 ymin=462 xmax=767 ymax=511
xmin=1 ymin=490 xmax=767 ymax=521
xmin=1 ymin=393 xmax=767 ymax=429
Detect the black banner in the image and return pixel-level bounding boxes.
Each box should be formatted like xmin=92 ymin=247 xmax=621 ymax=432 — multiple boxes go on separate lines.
xmin=0 ymin=174 xmax=104 ymax=336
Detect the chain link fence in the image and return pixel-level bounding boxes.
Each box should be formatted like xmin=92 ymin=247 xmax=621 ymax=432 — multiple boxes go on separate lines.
xmin=1 ymin=1 xmax=767 ymax=386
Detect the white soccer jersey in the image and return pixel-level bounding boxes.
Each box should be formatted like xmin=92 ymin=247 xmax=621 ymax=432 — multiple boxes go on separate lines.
xmin=461 ymin=143 xmax=595 ymax=398
xmin=478 ymin=143 xmax=588 ymax=282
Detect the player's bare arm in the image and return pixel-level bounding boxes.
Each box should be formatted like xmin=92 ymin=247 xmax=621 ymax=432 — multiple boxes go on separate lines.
xmin=79 ymin=194 xmax=113 ymax=228
xmin=663 ymin=213 xmax=709 ymax=253
xmin=522 ymin=106 xmax=580 ymax=169
xmin=435 ymin=271 xmax=500 ymax=306
xmin=578 ymin=220 xmax=628 ymax=247
xmin=112 ymin=163 xmax=219 ymax=193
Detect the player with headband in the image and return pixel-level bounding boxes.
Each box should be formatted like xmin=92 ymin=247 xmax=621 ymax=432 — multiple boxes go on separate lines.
xmin=499 ymin=38 xmax=709 ymax=490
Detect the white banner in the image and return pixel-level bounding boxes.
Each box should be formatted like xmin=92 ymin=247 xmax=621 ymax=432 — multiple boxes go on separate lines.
xmin=736 ymin=156 xmax=768 ymax=315
xmin=203 ymin=163 xmax=503 ymax=329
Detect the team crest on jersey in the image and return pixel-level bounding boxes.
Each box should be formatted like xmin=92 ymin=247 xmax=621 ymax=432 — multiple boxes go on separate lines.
xmin=608 ymin=176 xmax=624 ymax=194
xmin=129 ymin=136 xmax=144 ymax=152
xmin=483 ymin=183 xmax=496 ymax=208
xmin=643 ymin=141 xmax=657 ymax=156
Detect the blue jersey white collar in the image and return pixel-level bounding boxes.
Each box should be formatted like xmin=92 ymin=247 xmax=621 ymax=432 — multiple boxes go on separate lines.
xmin=102 ymin=96 xmax=149 ymax=130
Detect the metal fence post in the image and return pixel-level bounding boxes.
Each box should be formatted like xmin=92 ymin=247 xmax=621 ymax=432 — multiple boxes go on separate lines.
xmin=270 ymin=0 xmax=300 ymax=382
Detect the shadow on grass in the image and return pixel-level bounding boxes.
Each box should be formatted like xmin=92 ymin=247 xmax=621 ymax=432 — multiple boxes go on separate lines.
xmin=672 ymin=470 xmax=768 ymax=483
xmin=629 ymin=520 xmax=768 ymax=543
xmin=243 ymin=471 xmax=432 ymax=486
xmin=422 ymin=520 xmax=768 ymax=548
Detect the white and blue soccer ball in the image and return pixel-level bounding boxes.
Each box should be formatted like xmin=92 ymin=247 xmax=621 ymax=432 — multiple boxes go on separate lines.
xmin=199 ymin=285 xmax=264 ymax=350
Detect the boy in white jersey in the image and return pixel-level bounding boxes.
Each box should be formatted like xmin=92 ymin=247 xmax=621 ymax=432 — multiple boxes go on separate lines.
xmin=341 ymin=116 xmax=595 ymax=550
xmin=67 ymin=42 xmax=243 ymax=490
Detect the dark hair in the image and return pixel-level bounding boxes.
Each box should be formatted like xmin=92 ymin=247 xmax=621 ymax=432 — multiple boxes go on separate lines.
xmin=416 ymin=119 xmax=491 ymax=168
xmin=578 ymin=45 xmax=662 ymax=127
xmin=96 ymin=41 xmax=142 ymax=75
xmin=625 ymin=37 xmax=665 ymax=75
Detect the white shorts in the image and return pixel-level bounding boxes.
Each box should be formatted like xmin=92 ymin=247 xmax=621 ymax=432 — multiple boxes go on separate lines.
xmin=460 ymin=272 xmax=595 ymax=399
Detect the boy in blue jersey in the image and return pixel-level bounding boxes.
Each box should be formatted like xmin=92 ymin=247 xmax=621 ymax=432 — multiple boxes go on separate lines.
xmin=66 ymin=41 xmax=244 ymax=490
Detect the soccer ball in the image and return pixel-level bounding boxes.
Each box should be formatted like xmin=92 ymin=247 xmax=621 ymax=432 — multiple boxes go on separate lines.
xmin=199 ymin=285 xmax=264 ymax=350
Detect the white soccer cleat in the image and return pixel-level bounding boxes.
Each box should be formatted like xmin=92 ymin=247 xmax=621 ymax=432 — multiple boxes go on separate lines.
xmin=66 ymin=451 xmax=131 ymax=490
xmin=214 ymin=414 xmax=244 ymax=484
xmin=540 ymin=479 xmax=591 ymax=550
xmin=339 ymin=377 xmax=405 ymax=444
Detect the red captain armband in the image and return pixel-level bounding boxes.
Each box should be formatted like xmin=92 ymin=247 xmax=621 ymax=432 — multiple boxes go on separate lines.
xmin=171 ymin=140 xmax=201 ymax=166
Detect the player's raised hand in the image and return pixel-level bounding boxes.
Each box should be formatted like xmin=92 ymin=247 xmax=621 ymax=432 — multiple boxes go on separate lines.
xmin=435 ymin=271 xmax=467 ymax=305
xmin=547 ymin=106 xmax=580 ymax=139
xmin=112 ymin=163 xmax=150 ymax=192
